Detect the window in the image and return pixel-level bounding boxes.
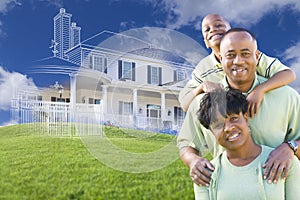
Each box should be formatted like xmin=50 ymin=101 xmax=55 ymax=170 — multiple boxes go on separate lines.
xmin=118 ymin=60 xmax=135 ymax=81
xmin=174 ymin=70 xmax=186 ymax=81
xmin=146 ymin=104 xmax=161 ymax=118
xmin=37 ymin=96 xmax=43 ymax=101
xmin=151 ymin=66 xmax=159 ymax=85
xmin=147 ymin=65 xmax=162 ymax=85
xmin=119 ymin=101 xmax=133 ymax=115
xmin=88 ymin=98 xmax=101 ymax=104
xmin=95 ymin=99 xmax=101 ymax=104
xmin=94 ymin=56 xmax=106 ymax=72
xmin=174 ymin=106 xmax=185 ymax=125
xmin=177 ymin=70 xmax=185 ymax=81
xmin=28 ymin=96 xmax=36 ymax=100
xmin=57 ymin=98 xmax=65 ymax=102
xmin=88 ymin=55 xmax=107 ymax=72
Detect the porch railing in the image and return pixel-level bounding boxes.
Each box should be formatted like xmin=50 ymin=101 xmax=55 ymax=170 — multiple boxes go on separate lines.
xmin=11 ymin=99 xmax=182 ymax=136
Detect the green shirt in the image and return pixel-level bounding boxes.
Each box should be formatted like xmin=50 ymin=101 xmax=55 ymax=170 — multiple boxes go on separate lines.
xmin=194 ymin=145 xmax=300 ymax=200
xmin=177 ymin=75 xmax=300 ymax=158
xmin=178 ymin=52 xmax=290 ymax=104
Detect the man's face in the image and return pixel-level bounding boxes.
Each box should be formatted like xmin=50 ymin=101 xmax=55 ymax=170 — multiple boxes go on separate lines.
xmin=202 ymin=14 xmax=230 ymax=49
xmin=220 ymin=31 xmax=259 ymax=88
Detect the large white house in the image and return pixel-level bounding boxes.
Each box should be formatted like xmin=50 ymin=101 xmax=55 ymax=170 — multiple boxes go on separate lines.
xmin=11 ymin=8 xmax=195 ymax=135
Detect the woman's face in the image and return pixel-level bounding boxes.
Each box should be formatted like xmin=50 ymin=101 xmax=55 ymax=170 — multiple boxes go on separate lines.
xmin=210 ymin=111 xmax=250 ymax=150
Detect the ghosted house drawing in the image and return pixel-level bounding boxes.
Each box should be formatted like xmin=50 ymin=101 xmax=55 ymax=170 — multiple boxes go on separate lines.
xmin=11 ymin=8 xmax=194 ymax=135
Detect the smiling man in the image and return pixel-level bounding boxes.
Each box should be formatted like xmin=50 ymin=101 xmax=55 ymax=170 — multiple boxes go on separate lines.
xmin=177 ymin=28 xmax=300 ymax=190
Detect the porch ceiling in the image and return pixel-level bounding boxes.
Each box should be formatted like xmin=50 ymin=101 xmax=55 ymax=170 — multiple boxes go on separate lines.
xmin=76 ymin=69 xmax=111 ymax=90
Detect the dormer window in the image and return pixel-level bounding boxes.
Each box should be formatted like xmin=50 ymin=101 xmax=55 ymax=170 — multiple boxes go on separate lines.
xmin=118 ymin=60 xmax=136 ymax=81
xmin=88 ymin=55 xmax=107 ymax=73
xmin=174 ymin=70 xmax=186 ymax=81
xmin=147 ymin=65 xmax=162 ymax=85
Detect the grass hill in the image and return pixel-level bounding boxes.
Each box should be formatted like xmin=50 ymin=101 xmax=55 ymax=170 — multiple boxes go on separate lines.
xmin=0 ymin=124 xmax=194 ymax=199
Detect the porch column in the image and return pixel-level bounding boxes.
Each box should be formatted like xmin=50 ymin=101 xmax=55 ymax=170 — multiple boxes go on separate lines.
xmin=133 ymin=88 xmax=138 ymax=127
xmin=69 ymin=73 xmax=77 ymax=123
xmin=101 ymin=85 xmax=108 ymax=114
xmin=161 ymin=92 xmax=166 ymax=120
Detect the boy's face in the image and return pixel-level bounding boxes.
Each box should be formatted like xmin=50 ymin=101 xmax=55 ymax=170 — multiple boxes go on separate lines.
xmin=202 ymin=14 xmax=230 ymax=49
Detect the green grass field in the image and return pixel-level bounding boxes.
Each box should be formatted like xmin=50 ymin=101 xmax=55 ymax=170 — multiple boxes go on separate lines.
xmin=0 ymin=124 xmax=194 ymax=200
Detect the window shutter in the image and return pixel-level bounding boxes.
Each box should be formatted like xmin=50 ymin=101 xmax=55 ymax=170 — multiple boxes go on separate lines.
xmin=104 ymin=58 xmax=108 ymax=74
xmin=89 ymin=56 xmax=93 ymax=69
xmin=158 ymin=67 xmax=162 ymax=85
xmin=147 ymin=65 xmax=151 ymax=84
xmin=132 ymin=62 xmax=136 ymax=81
xmin=118 ymin=60 xmax=122 ymax=79
xmin=174 ymin=107 xmax=178 ymax=122
xmin=130 ymin=102 xmax=133 ymax=114
xmin=119 ymin=101 xmax=123 ymax=115
xmin=174 ymin=70 xmax=177 ymax=81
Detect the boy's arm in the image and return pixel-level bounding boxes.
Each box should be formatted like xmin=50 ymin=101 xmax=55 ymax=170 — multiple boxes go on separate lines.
xmin=247 ymin=69 xmax=296 ymax=117
xmin=180 ymin=82 xmax=224 ymax=112
xmin=180 ymin=84 xmax=204 ymax=112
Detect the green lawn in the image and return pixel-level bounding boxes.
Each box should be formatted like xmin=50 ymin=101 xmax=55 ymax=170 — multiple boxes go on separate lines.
xmin=0 ymin=124 xmax=194 ymax=200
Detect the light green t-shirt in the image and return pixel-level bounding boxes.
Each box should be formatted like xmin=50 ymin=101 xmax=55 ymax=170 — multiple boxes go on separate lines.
xmin=178 ymin=52 xmax=290 ymax=104
xmin=194 ymin=145 xmax=300 ymax=200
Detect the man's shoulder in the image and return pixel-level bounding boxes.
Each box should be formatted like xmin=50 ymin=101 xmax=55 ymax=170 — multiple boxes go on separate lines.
xmin=267 ymin=83 xmax=299 ymax=97
xmin=257 ymin=76 xmax=299 ymax=97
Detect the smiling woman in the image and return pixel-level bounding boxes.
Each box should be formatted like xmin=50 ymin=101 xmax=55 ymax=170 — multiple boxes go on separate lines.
xmin=194 ymin=89 xmax=300 ymax=200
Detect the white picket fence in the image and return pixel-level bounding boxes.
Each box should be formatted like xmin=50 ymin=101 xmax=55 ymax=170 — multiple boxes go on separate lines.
xmin=11 ymin=100 xmax=103 ymax=136
xmin=11 ymin=99 xmax=182 ymax=136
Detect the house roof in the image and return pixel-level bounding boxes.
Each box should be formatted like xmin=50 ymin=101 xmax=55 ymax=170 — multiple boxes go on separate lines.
xmin=31 ymin=56 xmax=80 ymax=75
xmin=31 ymin=56 xmax=111 ymax=90
xmin=129 ymin=48 xmax=191 ymax=67
xmin=79 ymin=30 xmax=194 ymax=68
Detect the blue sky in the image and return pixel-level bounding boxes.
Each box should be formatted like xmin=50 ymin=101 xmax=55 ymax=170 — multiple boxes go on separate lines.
xmin=0 ymin=0 xmax=300 ymax=126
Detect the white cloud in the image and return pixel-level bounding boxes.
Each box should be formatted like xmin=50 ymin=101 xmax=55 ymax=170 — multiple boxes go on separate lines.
xmin=119 ymin=21 xmax=137 ymax=32
xmin=116 ymin=27 xmax=207 ymax=66
xmin=0 ymin=118 xmax=18 ymax=127
xmin=0 ymin=0 xmax=21 ymax=35
xmin=35 ymin=0 xmax=63 ymax=8
xmin=282 ymin=43 xmax=300 ymax=92
xmin=143 ymin=0 xmax=300 ymax=29
xmin=0 ymin=66 xmax=37 ymax=111
xmin=0 ymin=0 xmax=21 ymax=13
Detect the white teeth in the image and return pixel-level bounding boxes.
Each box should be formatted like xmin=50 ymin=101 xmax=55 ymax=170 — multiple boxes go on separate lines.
xmin=232 ymin=69 xmax=246 ymax=75
xmin=227 ymin=133 xmax=239 ymax=141
xmin=211 ymin=34 xmax=221 ymax=40
xmin=234 ymin=68 xmax=244 ymax=72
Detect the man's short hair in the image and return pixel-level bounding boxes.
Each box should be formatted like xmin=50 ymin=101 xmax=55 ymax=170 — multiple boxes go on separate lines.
xmin=220 ymin=27 xmax=257 ymax=44
xmin=197 ymin=89 xmax=248 ymax=129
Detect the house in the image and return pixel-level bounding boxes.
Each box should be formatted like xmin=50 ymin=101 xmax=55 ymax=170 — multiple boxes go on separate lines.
xmin=11 ymin=8 xmax=194 ymax=135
